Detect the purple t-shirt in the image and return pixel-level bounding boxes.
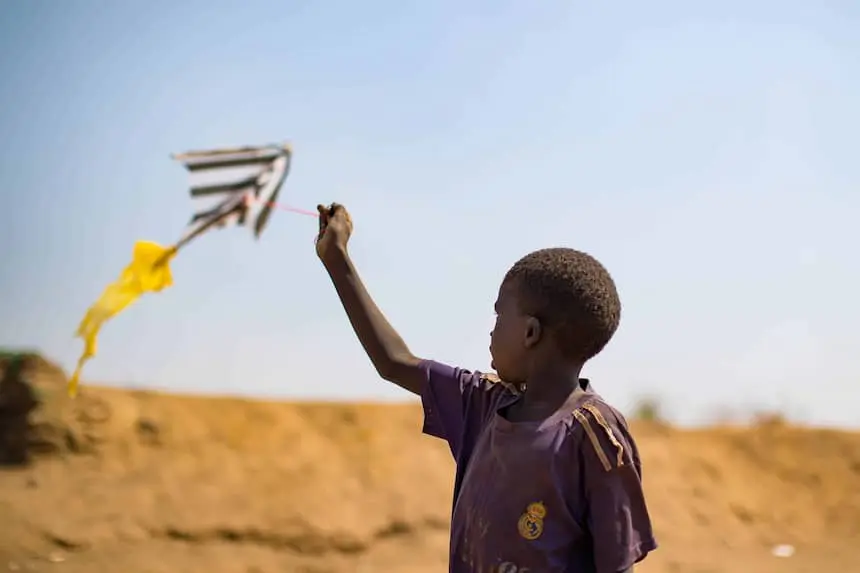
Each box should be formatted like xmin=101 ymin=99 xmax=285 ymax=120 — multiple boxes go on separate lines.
xmin=421 ymin=360 xmax=657 ymax=573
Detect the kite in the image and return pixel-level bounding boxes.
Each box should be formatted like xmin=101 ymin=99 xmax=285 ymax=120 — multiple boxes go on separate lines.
xmin=68 ymin=143 xmax=314 ymax=397
xmin=175 ymin=143 xmax=294 ymax=249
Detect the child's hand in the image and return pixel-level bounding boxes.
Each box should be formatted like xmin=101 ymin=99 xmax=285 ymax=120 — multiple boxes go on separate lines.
xmin=316 ymin=202 xmax=353 ymax=262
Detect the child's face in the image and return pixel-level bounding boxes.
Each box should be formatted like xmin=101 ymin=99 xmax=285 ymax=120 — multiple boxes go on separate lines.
xmin=489 ymin=279 xmax=541 ymax=384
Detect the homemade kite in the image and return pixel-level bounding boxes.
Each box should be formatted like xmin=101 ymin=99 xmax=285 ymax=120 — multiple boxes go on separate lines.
xmin=68 ymin=143 xmax=312 ymax=397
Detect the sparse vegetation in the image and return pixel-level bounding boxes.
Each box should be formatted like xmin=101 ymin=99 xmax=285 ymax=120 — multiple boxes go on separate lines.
xmin=630 ymin=396 xmax=665 ymax=422
xmin=0 ymin=348 xmax=41 ymax=363
xmin=752 ymin=409 xmax=788 ymax=427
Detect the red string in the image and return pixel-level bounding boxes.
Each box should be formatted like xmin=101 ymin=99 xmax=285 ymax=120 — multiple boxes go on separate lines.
xmin=255 ymin=199 xmax=319 ymax=243
xmin=265 ymin=202 xmax=318 ymax=218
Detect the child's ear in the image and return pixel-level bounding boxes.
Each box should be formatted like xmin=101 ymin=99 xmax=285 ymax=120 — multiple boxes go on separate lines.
xmin=523 ymin=316 xmax=542 ymax=348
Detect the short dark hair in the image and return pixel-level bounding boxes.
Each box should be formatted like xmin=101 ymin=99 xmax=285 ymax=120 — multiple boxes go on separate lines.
xmin=503 ymin=247 xmax=621 ymax=362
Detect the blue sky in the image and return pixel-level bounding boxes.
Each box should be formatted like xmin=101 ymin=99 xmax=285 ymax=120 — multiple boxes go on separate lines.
xmin=1 ymin=0 xmax=858 ymax=426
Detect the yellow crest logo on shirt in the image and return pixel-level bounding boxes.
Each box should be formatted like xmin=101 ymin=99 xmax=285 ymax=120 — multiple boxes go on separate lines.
xmin=517 ymin=501 xmax=546 ymax=541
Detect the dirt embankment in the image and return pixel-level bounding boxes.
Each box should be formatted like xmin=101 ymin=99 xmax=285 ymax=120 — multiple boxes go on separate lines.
xmin=1 ymin=354 xmax=859 ymax=573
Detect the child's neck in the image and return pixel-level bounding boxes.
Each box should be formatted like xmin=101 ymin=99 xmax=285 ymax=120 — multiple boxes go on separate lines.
xmin=514 ymin=363 xmax=584 ymax=418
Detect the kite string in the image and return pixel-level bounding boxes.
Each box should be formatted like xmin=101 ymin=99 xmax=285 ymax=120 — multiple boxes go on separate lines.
xmin=254 ymin=200 xmax=320 ymax=245
xmin=156 ymin=199 xmax=318 ymax=266
xmin=261 ymin=201 xmax=318 ymax=218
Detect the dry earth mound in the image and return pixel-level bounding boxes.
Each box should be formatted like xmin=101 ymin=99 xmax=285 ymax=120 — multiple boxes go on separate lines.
xmin=1 ymin=354 xmax=859 ymax=573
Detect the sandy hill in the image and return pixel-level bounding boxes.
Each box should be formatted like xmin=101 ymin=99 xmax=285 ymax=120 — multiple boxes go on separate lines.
xmin=1 ymin=353 xmax=859 ymax=573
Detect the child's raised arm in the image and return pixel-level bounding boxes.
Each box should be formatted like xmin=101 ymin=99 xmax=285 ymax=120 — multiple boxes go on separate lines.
xmin=315 ymin=203 xmax=425 ymax=395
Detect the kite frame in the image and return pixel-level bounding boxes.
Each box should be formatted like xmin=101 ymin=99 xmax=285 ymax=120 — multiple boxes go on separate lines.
xmin=159 ymin=142 xmax=293 ymax=263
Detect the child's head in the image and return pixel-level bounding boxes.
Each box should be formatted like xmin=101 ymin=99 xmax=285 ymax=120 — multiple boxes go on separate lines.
xmin=489 ymin=247 xmax=621 ymax=384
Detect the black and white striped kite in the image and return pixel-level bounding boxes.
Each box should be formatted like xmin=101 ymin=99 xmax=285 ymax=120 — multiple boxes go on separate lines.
xmin=171 ymin=143 xmax=293 ymax=252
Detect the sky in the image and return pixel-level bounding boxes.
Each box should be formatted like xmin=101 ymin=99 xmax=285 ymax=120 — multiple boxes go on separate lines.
xmin=1 ymin=0 xmax=858 ymax=427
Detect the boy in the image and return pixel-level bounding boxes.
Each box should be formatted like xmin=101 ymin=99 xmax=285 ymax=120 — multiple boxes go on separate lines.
xmin=316 ymin=203 xmax=656 ymax=573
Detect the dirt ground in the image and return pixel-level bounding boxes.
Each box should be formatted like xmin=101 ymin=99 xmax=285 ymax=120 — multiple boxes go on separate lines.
xmin=1 ymin=355 xmax=859 ymax=573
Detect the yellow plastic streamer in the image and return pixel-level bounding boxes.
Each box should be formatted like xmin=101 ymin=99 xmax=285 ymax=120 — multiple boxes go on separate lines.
xmin=68 ymin=241 xmax=177 ymax=397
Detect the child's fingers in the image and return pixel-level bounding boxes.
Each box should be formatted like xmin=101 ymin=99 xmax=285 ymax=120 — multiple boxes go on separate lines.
xmin=316 ymin=203 xmax=351 ymax=240
xmin=316 ymin=204 xmax=329 ymax=238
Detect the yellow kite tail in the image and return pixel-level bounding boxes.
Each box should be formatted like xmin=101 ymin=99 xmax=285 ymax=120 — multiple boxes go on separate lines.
xmin=68 ymin=240 xmax=177 ymax=397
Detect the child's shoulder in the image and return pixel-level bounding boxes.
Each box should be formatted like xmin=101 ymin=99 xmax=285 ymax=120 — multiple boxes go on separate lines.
xmin=564 ymin=394 xmax=638 ymax=472
xmin=571 ymin=395 xmax=630 ymax=430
